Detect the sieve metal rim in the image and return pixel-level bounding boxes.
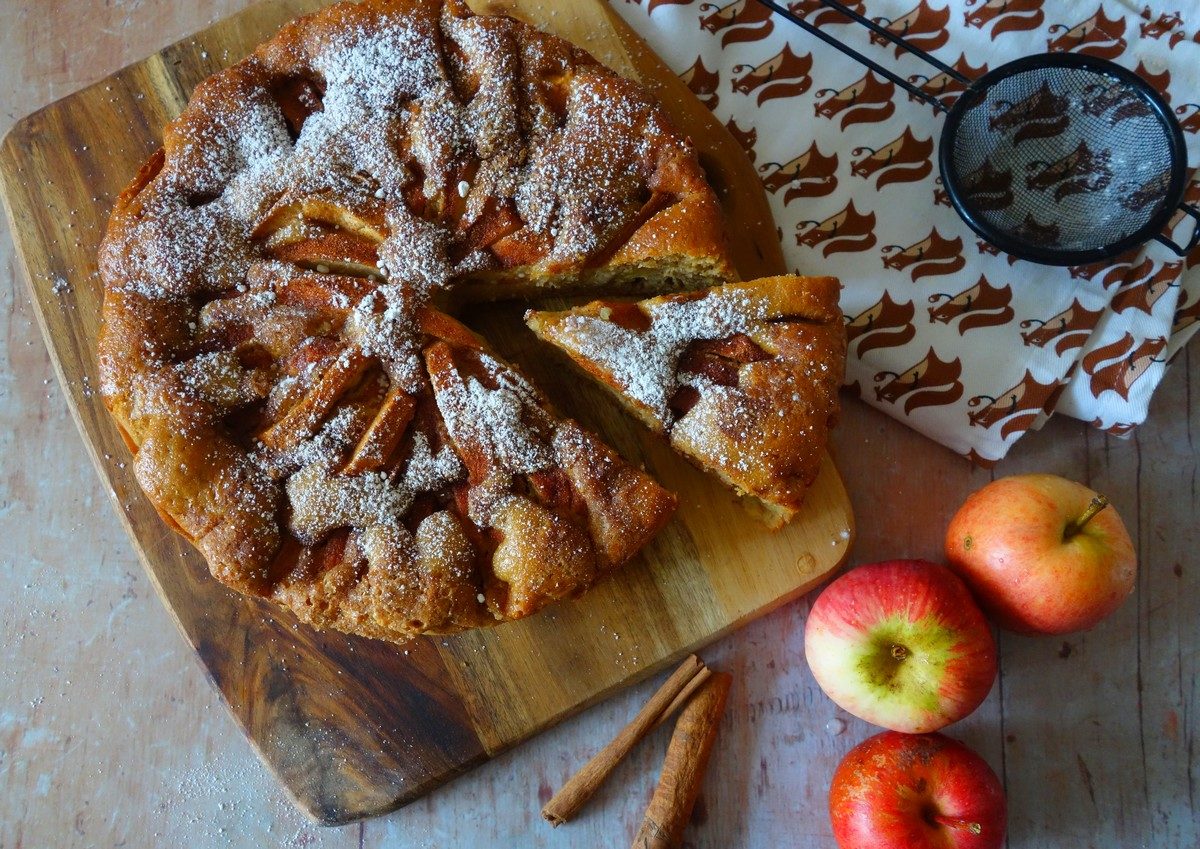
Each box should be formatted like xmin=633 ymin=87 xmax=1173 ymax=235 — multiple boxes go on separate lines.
xmin=938 ymin=52 xmax=1188 ymax=267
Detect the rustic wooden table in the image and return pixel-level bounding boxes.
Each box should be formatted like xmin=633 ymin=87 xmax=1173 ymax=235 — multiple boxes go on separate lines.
xmin=1 ymin=1 xmax=1195 ymax=847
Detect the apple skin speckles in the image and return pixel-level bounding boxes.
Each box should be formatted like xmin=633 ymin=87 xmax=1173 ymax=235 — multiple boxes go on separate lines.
xmin=805 ymin=559 xmax=997 ymax=734
xmin=829 ymin=731 xmax=1006 ymax=849
xmin=945 ymin=474 xmax=1137 ymax=635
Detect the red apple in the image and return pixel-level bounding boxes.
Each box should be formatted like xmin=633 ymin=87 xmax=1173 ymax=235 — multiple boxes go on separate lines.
xmin=805 ymin=560 xmax=997 ymax=733
xmin=945 ymin=474 xmax=1136 ymax=634
xmin=830 ymin=731 xmax=1006 ymax=849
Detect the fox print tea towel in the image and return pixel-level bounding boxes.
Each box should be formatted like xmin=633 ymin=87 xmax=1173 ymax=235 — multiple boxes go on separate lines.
xmin=611 ymin=0 xmax=1200 ymax=463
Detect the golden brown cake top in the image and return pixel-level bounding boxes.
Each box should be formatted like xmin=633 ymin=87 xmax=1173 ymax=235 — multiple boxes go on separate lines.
xmin=101 ymin=0 xmax=726 ymax=312
xmin=95 ymin=0 xmax=712 ymax=641
xmin=526 ymin=276 xmax=846 ymax=526
xmin=526 ymin=276 xmax=842 ymax=426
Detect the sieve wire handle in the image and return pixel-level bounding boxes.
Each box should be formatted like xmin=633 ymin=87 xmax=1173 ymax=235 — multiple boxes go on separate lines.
xmin=1155 ymin=203 xmax=1200 ymax=256
xmin=752 ymin=0 xmax=955 ymax=113
xmin=809 ymin=0 xmax=969 ymax=82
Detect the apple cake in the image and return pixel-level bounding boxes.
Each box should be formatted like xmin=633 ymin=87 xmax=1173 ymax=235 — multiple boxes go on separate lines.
xmin=97 ymin=0 xmax=743 ymax=641
xmin=525 ymin=276 xmax=846 ymax=527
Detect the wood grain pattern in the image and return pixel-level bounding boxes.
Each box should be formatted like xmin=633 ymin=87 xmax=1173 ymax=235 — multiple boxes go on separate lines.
xmin=0 ymin=0 xmax=852 ymax=825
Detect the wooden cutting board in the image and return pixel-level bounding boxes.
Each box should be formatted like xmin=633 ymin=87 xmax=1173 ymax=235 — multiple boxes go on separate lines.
xmin=0 ymin=0 xmax=853 ymax=825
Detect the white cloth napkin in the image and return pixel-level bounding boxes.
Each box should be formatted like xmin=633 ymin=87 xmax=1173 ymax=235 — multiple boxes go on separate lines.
xmin=610 ymin=0 xmax=1200 ymax=462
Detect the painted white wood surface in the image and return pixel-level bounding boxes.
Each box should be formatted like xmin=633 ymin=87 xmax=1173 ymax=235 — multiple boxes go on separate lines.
xmin=0 ymin=1 xmax=1195 ymax=847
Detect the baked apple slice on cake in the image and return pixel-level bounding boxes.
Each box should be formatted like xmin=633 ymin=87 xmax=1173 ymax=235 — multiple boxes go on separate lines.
xmin=526 ymin=276 xmax=846 ymax=528
xmin=97 ymin=0 xmax=726 ymax=642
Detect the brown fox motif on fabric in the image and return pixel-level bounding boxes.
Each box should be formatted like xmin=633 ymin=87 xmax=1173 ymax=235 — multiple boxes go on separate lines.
xmin=967 ymin=371 xmax=1063 ymax=438
xmin=680 ymin=56 xmax=720 ymax=110
xmin=1168 ymin=28 xmax=1200 ymax=49
xmin=1113 ymin=171 xmax=1171 ymax=213
xmin=1109 ymin=261 xmax=1183 ymax=316
xmin=796 ymin=201 xmax=878 ymax=256
xmin=870 ymin=1 xmax=951 ymax=57
xmin=881 ymin=229 xmax=966 ymax=281
xmin=851 ymin=128 xmax=935 ymax=188
xmin=963 ymin=0 xmax=1046 ymax=40
xmin=959 ymin=160 xmax=1014 ymax=211
xmin=962 ymin=447 xmax=1001 ymax=466
xmin=1011 ymin=213 xmax=1061 ymax=246
xmin=989 ymin=81 xmax=1069 ymax=144
xmin=1025 ymin=140 xmax=1113 ymax=202
xmin=760 ymin=143 xmax=839 ymax=202
xmin=1133 ymin=61 xmax=1171 ymax=97
xmin=814 ymin=71 xmax=897 ymax=129
xmin=1090 ymin=419 xmax=1136 ymax=436
xmin=788 ymin=0 xmax=867 ymax=28
xmin=927 ymin=276 xmax=1015 ymax=334
xmin=1019 ymin=300 xmax=1103 ymax=355
xmin=1046 ymin=6 xmax=1128 ymax=60
xmin=980 ymin=241 xmax=1030 ymax=269
xmin=906 ymin=54 xmax=988 ymax=110
xmin=1175 ymin=104 xmax=1200 ymax=134
xmin=1104 ymin=257 xmax=1154 ymax=292
xmin=1082 ymin=80 xmax=1153 ymax=124
xmin=1082 ymin=334 xmax=1168 ymax=401
xmin=1172 ymin=291 xmax=1200 ymax=338
xmin=933 ymin=177 xmax=951 ymax=207
xmin=1068 ymin=256 xmax=1135 ymax=289
xmin=1140 ymin=9 xmax=1182 ymax=39
xmin=874 ymin=348 xmax=965 ymax=414
xmin=846 ymin=292 xmax=917 ymax=357
xmin=732 ymin=45 xmax=813 ymax=106
xmin=699 ymin=0 xmax=775 ymax=47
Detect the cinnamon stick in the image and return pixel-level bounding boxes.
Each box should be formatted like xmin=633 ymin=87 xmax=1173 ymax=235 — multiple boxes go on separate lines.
xmin=631 ymin=672 xmax=732 ymax=849
xmin=542 ymin=655 xmax=706 ymax=826
xmin=651 ymin=666 xmax=712 ymax=730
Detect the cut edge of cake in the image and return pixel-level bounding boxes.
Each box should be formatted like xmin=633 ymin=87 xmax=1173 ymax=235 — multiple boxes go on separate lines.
xmin=525 ymin=275 xmax=847 ymax=529
xmin=96 ymin=0 xmax=731 ymax=642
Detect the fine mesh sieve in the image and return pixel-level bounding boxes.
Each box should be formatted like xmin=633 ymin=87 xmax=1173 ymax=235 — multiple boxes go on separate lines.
xmin=755 ymin=0 xmax=1200 ymax=266
xmin=941 ymin=54 xmax=1192 ymax=264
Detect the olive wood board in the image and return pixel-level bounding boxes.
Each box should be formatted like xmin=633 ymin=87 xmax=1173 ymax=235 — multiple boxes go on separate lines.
xmin=0 ymin=0 xmax=854 ymax=825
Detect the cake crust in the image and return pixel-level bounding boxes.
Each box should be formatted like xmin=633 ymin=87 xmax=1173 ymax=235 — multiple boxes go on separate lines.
xmin=526 ymin=276 xmax=846 ymax=527
xmin=97 ymin=0 xmax=733 ymax=641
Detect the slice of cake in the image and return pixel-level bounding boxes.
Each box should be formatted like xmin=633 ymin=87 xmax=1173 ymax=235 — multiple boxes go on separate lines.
xmin=526 ymin=276 xmax=846 ymax=528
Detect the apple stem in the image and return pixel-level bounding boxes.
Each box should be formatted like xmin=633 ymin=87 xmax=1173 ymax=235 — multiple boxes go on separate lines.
xmin=1064 ymin=495 xmax=1109 ymax=540
xmin=931 ymin=813 xmax=983 ymax=835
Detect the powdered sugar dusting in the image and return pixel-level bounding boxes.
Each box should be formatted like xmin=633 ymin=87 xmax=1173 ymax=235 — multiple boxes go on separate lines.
xmin=554 ymin=289 xmax=768 ymax=424
xmin=343 ymin=285 xmax=424 ymax=392
xmin=97 ymin=0 xmax=689 ymax=636
xmin=669 ymin=374 xmax=752 ymax=472
xmin=257 ymin=405 xmax=360 ymax=477
xmin=287 ymin=431 xmax=463 ymax=543
xmin=287 ymin=466 xmax=409 ymax=543
xmin=404 ymin=431 xmax=466 ymax=493
xmin=433 ymin=351 xmax=554 ymax=478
